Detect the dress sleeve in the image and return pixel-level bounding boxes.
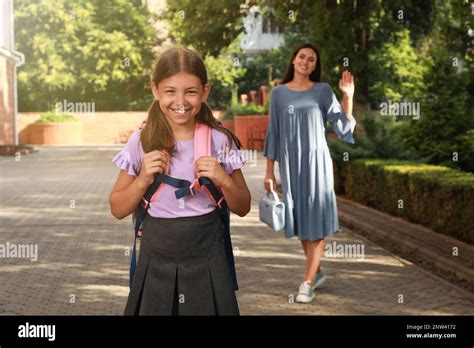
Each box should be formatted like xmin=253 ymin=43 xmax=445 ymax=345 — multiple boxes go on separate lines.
xmin=322 ymin=83 xmax=356 ymax=144
xmin=263 ymin=90 xmax=280 ymax=161
xmin=111 ymin=130 xmax=143 ymax=177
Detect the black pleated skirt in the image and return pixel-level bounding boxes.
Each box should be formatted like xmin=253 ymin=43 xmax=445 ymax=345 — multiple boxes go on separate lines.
xmin=124 ymin=209 xmax=239 ymax=316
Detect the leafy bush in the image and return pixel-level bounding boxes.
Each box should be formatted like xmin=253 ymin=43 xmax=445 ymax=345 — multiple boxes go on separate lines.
xmin=457 ymin=132 xmax=474 ymax=172
xmin=328 ymin=112 xmax=419 ymax=166
xmin=224 ymin=103 xmax=266 ymax=120
xmin=35 ymin=112 xmax=80 ymax=123
xmin=128 ymin=95 xmax=154 ymax=111
xmin=329 ymin=112 xmax=424 ymax=193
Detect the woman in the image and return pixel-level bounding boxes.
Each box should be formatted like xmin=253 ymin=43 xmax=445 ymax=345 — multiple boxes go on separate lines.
xmin=263 ymin=43 xmax=356 ymax=303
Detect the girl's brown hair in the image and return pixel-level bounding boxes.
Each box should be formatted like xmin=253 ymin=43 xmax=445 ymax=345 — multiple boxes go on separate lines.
xmin=141 ymin=47 xmax=242 ymax=156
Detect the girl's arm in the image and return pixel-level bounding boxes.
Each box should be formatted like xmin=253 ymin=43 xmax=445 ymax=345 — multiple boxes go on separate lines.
xmin=220 ymin=169 xmax=251 ymax=217
xmin=109 ymin=150 xmax=168 ymax=219
xmin=195 ymin=157 xmax=251 ymax=217
xmin=109 ymin=171 xmax=148 ymax=219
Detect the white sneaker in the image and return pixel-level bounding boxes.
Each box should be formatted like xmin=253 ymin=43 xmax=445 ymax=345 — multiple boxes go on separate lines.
xmin=296 ymin=281 xmax=315 ymax=303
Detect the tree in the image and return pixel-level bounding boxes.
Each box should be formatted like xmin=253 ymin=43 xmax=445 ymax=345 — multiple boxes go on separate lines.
xmin=165 ymin=0 xmax=247 ymax=57
xmin=396 ymin=1 xmax=474 ymax=172
xmin=205 ymin=48 xmax=247 ymax=110
xmin=367 ymin=29 xmax=429 ymax=103
xmin=265 ymin=0 xmax=437 ymax=103
xmin=15 ymin=0 xmax=157 ymax=111
xmin=234 ymin=48 xmax=288 ymax=96
xmin=399 ymin=45 xmax=471 ymax=167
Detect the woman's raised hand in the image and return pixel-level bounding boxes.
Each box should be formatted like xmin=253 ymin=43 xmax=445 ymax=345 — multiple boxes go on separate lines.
xmin=338 ymin=70 xmax=355 ymax=98
xmin=137 ymin=150 xmax=169 ymax=188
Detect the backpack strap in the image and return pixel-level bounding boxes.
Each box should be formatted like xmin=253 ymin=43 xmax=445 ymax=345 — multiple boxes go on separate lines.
xmin=194 ymin=122 xmax=211 ymax=160
xmin=173 ymin=123 xmax=225 ymax=208
xmin=192 ymin=123 xmax=238 ymax=290
xmin=129 ymin=154 xmax=169 ymax=288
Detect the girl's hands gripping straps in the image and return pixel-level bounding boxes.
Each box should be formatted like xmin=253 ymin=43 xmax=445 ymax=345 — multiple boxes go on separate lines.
xmin=194 ymin=156 xmax=229 ymax=188
xmin=137 ymin=150 xmax=170 ymax=189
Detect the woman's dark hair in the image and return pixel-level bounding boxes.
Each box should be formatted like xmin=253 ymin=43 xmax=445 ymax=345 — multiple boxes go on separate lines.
xmin=281 ymin=43 xmax=321 ymax=84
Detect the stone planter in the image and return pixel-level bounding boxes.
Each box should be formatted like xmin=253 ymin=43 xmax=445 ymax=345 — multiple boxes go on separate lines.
xmin=29 ymin=122 xmax=83 ymax=145
xmin=233 ymin=114 xmax=269 ymax=150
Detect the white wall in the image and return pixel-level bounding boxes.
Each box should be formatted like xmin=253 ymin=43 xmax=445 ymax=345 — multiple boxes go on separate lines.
xmin=0 ymin=0 xmax=14 ymax=50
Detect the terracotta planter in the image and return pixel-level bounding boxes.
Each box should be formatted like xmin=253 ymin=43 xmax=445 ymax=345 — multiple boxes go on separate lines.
xmin=29 ymin=122 xmax=83 ymax=145
xmin=233 ymin=114 xmax=269 ymax=150
xmin=220 ymin=119 xmax=235 ymax=133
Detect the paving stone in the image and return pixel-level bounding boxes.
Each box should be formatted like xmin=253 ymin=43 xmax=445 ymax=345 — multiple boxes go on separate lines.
xmin=0 ymin=148 xmax=472 ymax=315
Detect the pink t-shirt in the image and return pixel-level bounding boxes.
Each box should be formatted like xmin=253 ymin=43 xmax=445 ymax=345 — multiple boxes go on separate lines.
xmin=112 ymin=127 xmax=246 ymax=218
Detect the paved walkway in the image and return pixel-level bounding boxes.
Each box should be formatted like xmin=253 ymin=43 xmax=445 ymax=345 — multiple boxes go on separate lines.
xmin=0 ymin=147 xmax=472 ymax=315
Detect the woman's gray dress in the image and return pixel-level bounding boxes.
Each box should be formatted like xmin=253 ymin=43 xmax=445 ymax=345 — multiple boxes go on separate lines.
xmin=264 ymin=82 xmax=356 ymax=241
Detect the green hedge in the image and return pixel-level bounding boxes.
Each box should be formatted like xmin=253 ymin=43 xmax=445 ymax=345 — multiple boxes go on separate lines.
xmin=339 ymin=159 xmax=474 ymax=244
xmin=224 ymin=103 xmax=267 ymax=120
xmin=35 ymin=112 xmax=80 ymax=123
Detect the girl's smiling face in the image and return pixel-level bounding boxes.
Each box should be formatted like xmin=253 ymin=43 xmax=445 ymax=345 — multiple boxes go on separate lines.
xmin=152 ymin=71 xmax=210 ymax=128
xmin=292 ymin=48 xmax=317 ymax=76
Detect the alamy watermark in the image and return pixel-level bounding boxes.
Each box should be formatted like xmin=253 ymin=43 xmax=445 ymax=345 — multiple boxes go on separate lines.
xmin=55 ymin=99 xmax=95 ymax=118
xmin=217 ymin=148 xmax=257 ymax=167
xmin=380 ymin=100 xmax=420 ymax=120
xmin=0 ymin=242 xmax=38 ymax=262
xmin=324 ymin=241 xmax=365 ymax=260
xmin=18 ymin=322 xmax=55 ymax=341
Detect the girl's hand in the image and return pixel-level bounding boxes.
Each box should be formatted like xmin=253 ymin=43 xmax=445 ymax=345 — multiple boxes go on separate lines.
xmin=338 ymin=70 xmax=355 ymax=98
xmin=264 ymin=173 xmax=277 ymax=192
xmin=195 ymin=156 xmax=229 ymax=187
xmin=137 ymin=150 xmax=169 ymax=188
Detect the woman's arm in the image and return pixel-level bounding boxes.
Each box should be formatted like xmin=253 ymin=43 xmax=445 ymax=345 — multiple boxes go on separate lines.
xmin=263 ymin=90 xmax=280 ymax=191
xmin=195 ymin=157 xmax=251 ymax=217
xmin=322 ymin=71 xmax=356 ymax=144
xmin=264 ymin=159 xmax=277 ymax=192
xmin=341 ymin=93 xmax=354 ymax=119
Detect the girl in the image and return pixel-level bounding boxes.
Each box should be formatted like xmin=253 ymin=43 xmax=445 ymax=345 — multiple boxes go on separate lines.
xmin=263 ymin=43 xmax=356 ymax=303
xmin=109 ymin=47 xmax=251 ymax=315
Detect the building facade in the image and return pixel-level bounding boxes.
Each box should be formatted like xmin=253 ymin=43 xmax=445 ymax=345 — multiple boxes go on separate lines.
xmin=0 ymin=0 xmax=24 ymax=147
